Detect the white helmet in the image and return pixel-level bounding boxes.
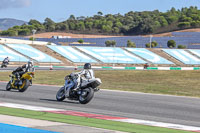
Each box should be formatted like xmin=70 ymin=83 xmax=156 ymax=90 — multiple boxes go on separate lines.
xmin=28 ymin=60 xmax=33 ymax=66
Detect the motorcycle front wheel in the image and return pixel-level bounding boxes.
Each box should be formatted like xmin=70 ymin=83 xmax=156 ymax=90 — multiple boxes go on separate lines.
xmin=56 ymin=87 xmax=66 ymax=101
xmin=6 ymin=81 xmax=11 ymax=91
xmin=79 ymin=87 xmax=94 ymax=104
xmin=19 ymin=79 xmax=30 ymax=92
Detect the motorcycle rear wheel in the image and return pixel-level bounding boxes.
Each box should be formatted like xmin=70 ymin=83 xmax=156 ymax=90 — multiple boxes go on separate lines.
xmin=56 ymin=87 xmax=66 ymax=101
xmin=79 ymin=87 xmax=94 ymax=104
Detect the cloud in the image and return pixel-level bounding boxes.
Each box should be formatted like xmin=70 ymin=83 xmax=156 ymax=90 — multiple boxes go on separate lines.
xmin=0 ymin=0 xmax=31 ymax=10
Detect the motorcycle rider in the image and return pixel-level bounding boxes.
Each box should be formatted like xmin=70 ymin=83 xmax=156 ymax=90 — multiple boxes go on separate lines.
xmin=74 ymin=63 xmax=95 ymax=90
xmin=2 ymin=57 xmax=10 ymax=67
xmin=3 ymin=57 xmax=10 ymax=64
xmin=12 ymin=60 xmax=34 ymax=86
xmin=144 ymin=63 xmax=149 ymax=69
xmin=65 ymin=63 xmax=95 ymax=97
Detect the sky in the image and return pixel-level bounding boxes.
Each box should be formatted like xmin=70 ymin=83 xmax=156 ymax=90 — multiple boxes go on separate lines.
xmin=0 ymin=0 xmax=200 ymax=22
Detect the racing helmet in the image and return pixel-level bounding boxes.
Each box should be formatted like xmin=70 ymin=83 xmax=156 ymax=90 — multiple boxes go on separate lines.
xmin=28 ymin=60 xmax=33 ymax=67
xmin=84 ymin=63 xmax=91 ymax=69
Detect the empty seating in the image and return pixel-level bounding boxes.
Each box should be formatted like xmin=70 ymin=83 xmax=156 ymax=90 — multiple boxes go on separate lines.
xmin=0 ymin=44 xmax=28 ymax=62
xmin=76 ymin=46 xmax=146 ymax=64
xmin=188 ymin=49 xmax=200 ymax=58
xmin=6 ymin=44 xmax=61 ymax=63
xmin=163 ymin=49 xmax=200 ymax=65
xmin=126 ymin=48 xmax=173 ymax=64
xmin=47 ymin=45 xmax=97 ymax=63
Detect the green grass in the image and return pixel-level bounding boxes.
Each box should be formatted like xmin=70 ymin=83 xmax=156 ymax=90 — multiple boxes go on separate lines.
xmin=1 ymin=70 xmax=200 ymax=97
xmin=0 ymin=106 xmax=194 ymax=133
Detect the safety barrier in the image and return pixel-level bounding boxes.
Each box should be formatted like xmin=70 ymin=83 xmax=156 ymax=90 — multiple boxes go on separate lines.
xmin=34 ymin=65 xmax=200 ymax=70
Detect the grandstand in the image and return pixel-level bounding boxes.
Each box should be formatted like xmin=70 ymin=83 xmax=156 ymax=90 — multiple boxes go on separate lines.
xmin=6 ymin=44 xmax=61 ymax=63
xmin=125 ymin=48 xmax=173 ymax=64
xmin=1 ymin=31 xmax=200 ymax=67
xmin=0 ymin=44 xmax=28 ymax=62
xmin=47 ymin=45 xmax=97 ymax=63
xmin=162 ymin=49 xmax=200 ymax=65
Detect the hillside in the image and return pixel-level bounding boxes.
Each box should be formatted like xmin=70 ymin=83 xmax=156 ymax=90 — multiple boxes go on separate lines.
xmin=25 ymin=28 xmax=200 ymax=38
xmin=26 ymin=32 xmax=119 ymax=38
xmin=1 ymin=6 xmax=200 ymax=36
xmin=0 ymin=18 xmax=26 ymax=30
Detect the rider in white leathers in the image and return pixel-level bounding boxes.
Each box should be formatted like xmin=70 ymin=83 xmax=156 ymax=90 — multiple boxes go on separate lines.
xmin=74 ymin=63 xmax=95 ymax=90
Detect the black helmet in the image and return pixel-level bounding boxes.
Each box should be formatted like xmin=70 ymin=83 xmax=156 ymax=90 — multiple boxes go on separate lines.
xmin=84 ymin=63 xmax=91 ymax=69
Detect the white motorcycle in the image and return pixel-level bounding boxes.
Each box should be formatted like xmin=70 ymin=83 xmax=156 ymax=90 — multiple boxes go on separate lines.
xmin=56 ymin=73 xmax=101 ymax=104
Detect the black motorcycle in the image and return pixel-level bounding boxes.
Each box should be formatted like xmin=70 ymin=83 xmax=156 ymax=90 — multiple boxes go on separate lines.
xmin=1 ymin=61 xmax=9 ymax=68
xmin=56 ymin=73 xmax=101 ymax=104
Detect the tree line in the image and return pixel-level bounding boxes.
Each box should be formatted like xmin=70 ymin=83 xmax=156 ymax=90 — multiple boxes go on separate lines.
xmin=105 ymin=39 xmax=184 ymax=49
xmin=1 ymin=6 xmax=200 ymax=36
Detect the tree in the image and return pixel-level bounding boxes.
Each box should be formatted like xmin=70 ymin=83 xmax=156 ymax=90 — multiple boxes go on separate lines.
xmin=178 ymin=22 xmax=190 ymax=29
xmin=191 ymin=21 xmax=200 ymax=27
xmin=1 ymin=30 xmax=18 ymax=36
xmin=105 ymin=40 xmax=111 ymax=47
xmin=97 ymin=11 xmax=103 ymax=16
xmin=115 ymin=21 xmax=123 ymax=28
xmin=102 ymin=25 xmax=112 ymax=33
xmin=44 ymin=18 xmax=55 ymax=31
xmin=28 ymin=19 xmax=42 ymax=25
xmin=76 ymin=21 xmax=85 ymax=31
xmin=3 ymin=6 xmax=200 ymax=36
xmin=113 ymin=27 xmax=120 ymax=33
xmin=85 ymin=21 xmax=93 ymax=30
xmin=69 ymin=15 xmax=76 ymax=20
xmin=105 ymin=40 xmax=116 ymax=47
xmin=159 ymin=16 xmax=168 ymax=27
xmin=68 ymin=22 xmax=76 ymax=30
xmin=127 ymin=40 xmax=136 ymax=47
xmin=78 ymin=39 xmax=84 ymax=44
xmin=145 ymin=41 xmax=158 ymax=48
xmin=167 ymin=40 xmax=176 ymax=48
xmin=18 ymin=29 xmax=30 ymax=36
xmin=55 ymin=23 xmax=69 ymax=31
xmin=178 ymin=45 xmax=186 ymax=49
xmin=29 ymin=37 xmax=35 ymax=41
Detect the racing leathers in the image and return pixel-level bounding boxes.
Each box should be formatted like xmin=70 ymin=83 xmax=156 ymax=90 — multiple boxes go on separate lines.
xmin=12 ymin=64 xmax=34 ymax=85
xmin=74 ymin=69 xmax=95 ymax=90
xmin=3 ymin=57 xmax=9 ymax=64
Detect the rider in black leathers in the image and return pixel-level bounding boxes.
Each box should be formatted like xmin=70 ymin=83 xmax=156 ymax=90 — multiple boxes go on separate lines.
xmin=12 ymin=61 xmax=34 ymax=85
xmin=1 ymin=57 xmax=10 ymax=67
xmin=3 ymin=57 xmax=9 ymax=64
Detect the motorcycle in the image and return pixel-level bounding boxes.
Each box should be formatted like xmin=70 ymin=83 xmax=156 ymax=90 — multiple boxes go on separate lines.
xmin=143 ymin=63 xmax=149 ymax=70
xmin=56 ymin=73 xmax=101 ymax=104
xmin=1 ymin=61 xmax=9 ymax=68
xmin=6 ymin=68 xmax=35 ymax=92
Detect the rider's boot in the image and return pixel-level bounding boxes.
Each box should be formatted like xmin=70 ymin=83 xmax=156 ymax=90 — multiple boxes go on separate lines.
xmin=29 ymin=79 xmax=32 ymax=86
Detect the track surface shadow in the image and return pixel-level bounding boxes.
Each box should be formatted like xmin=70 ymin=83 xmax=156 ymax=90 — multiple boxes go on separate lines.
xmin=40 ymin=98 xmax=80 ymax=104
xmin=0 ymin=89 xmax=21 ymax=93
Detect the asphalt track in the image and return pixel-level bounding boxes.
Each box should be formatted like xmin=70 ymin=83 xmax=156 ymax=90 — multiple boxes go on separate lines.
xmin=0 ymin=82 xmax=200 ymax=128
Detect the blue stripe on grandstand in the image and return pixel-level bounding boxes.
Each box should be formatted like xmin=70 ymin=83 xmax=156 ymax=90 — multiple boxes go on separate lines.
xmin=0 ymin=123 xmax=59 ymax=133
xmin=6 ymin=44 xmax=61 ymax=63
xmin=0 ymin=45 xmax=28 ymax=62
xmin=126 ymin=48 xmax=173 ymax=64
xmin=188 ymin=49 xmax=200 ymax=58
xmin=76 ymin=46 xmax=146 ymax=64
xmin=162 ymin=49 xmax=200 ymax=65
xmin=47 ymin=45 xmax=97 ymax=63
